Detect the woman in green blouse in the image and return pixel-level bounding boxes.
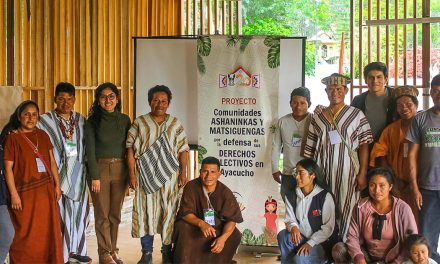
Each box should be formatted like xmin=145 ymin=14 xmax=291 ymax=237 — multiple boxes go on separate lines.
xmin=85 ymin=82 xmax=131 ymax=264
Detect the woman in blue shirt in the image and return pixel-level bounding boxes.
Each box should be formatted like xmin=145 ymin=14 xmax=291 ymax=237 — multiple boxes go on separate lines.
xmin=0 ymin=128 xmax=15 ymax=263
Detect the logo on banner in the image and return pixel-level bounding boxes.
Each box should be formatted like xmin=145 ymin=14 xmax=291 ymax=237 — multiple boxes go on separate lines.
xmin=219 ymin=66 xmax=260 ymax=88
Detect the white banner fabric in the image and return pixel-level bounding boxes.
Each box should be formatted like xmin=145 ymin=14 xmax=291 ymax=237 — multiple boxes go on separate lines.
xmin=198 ymin=36 xmax=281 ymax=246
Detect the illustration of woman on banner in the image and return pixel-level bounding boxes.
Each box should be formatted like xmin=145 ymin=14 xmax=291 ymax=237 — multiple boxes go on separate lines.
xmin=264 ymin=196 xmax=278 ymax=245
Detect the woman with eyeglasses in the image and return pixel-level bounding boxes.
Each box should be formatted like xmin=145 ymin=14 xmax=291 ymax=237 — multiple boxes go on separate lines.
xmin=1 ymin=100 xmax=63 ymax=263
xmin=85 ymin=83 xmax=131 ymax=264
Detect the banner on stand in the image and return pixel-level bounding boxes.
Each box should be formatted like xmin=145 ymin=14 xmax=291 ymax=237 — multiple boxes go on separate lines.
xmin=197 ymin=36 xmax=281 ymax=246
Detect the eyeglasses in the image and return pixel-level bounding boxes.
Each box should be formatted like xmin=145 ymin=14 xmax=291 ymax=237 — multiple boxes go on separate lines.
xmin=99 ymin=93 xmax=117 ymax=101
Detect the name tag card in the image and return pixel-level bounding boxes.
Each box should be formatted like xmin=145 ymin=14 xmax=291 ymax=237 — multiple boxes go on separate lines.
xmin=203 ymin=209 xmax=215 ymax=226
xmin=329 ymin=130 xmax=342 ymax=145
xmin=66 ymin=140 xmax=78 ymax=157
xmin=36 ymin=158 xmax=46 ymax=173
xmin=291 ymin=137 xmax=302 ymax=147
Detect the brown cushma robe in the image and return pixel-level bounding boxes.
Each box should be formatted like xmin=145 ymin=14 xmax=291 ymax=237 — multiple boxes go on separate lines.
xmin=173 ymin=177 xmax=243 ymax=264
xmin=4 ymin=129 xmax=63 ymax=264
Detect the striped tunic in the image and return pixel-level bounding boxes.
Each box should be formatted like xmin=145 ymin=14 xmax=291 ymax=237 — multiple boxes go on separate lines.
xmin=126 ymin=114 xmax=189 ymax=243
xmin=38 ymin=111 xmax=89 ymax=262
xmin=304 ymin=105 xmax=373 ymax=238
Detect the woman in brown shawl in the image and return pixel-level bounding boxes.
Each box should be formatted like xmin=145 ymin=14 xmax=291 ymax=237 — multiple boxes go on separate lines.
xmin=173 ymin=156 xmax=243 ymax=264
xmin=2 ymin=100 xmax=63 ymax=264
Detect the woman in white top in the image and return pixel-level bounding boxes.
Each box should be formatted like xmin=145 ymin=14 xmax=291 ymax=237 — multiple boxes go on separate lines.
xmin=277 ymin=158 xmax=340 ymax=264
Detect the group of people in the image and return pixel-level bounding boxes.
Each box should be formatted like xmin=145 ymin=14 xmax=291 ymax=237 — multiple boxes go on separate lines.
xmin=272 ymin=62 xmax=440 ymax=263
xmin=0 ymin=83 xmax=243 ymax=264
xmin=0 ymin=61 xmax=438 ymax=264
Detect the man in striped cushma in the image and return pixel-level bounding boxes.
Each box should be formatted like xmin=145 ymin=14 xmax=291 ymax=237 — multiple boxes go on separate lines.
xmin=38 ymin=82 xmax=91 ymax=264
xmin=126 ymin=85 xmax=189 ymax=264
xmin=304 ymin=73 xmax=373 ymax=239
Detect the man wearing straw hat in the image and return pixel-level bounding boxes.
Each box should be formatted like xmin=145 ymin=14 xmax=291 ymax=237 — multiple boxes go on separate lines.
xmin=370 ymin=85 xmax=420 ymax=222
xmin=304 ymin=73 xmax=373 ymax=239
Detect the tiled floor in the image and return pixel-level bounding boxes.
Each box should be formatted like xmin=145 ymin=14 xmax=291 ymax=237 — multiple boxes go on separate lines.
xmin=86 ymin=224 xmax=280 ymax=264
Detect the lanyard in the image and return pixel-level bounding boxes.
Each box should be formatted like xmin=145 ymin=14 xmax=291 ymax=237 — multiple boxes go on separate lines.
xmin=20 ymin=132 xmax=39 ymax=153
xmin=328 ymin=105 xmax=345 ymax=128
xmin=202 ymin=186 xmax=214 ymax=209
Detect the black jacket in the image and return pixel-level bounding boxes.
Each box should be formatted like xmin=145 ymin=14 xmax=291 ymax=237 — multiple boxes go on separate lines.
xmin=350 ymin=86 xmax=396 ymax=126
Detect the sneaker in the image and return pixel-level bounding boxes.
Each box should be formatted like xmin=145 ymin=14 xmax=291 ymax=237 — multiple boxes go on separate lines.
xmin=111 ymin=252 xmax=124 ymax=264
xmin=68 ymin=253 xmax=92 ymax=264
xmin=99 ymin=254 xmax=117 ymax=264
xmin=137 ymin=252 xmax=153 ymax=264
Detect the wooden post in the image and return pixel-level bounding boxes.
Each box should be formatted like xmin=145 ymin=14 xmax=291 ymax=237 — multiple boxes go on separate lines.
xmin=422 ymin=0 xmax=430 ymax=108
xmin=349 ymin=0 xmax=354 ymax=100
xmin=339 ymin=32 xmax=345 ymax=74
xmin=0 ymin=1 xmax=4 ymax=84
xmin=7 ymin=0 xmax=14 ymax=86
xmin=121 ymin=0 xmax=130 ymax=115
xmin=236 ymin=0 xmax=242 ymax=35
xmin=44 ymin=0 xmax=54 ymax=111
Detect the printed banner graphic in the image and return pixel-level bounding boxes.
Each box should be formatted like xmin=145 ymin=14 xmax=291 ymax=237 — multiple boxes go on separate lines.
xmin=198 ymin=36 xmax=281 ymax=246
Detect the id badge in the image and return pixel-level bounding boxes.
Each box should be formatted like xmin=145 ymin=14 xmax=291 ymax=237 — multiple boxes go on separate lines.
xmin=291 ymin=132 xmax=302 ymax=147
xmin=66 ymin=140 xmax=78 ymax=157
xmin=291 ymin=137 xmax=302 ymax=147
xmin=36 ymin=158 xmax=46 ymax=173
xmin=328 ymin=130 xmax=342 ymax=145
xmin=203 ymin=209 xmax=215 ymax=226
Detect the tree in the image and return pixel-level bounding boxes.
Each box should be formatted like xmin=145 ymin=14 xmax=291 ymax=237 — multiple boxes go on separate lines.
xmin=242 ymin=0 xmax=350 ymax=76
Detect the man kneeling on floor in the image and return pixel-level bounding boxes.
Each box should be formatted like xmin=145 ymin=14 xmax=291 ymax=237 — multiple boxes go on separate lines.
xmin=173 ymin=156 xmax=243 ymax=264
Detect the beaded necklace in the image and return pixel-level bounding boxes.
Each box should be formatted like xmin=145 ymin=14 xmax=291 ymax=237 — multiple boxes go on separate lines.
xmin=55 ymin=111 xmax=76 ymax=140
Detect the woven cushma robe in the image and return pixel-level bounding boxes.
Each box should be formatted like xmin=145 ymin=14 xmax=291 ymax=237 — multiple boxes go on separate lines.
xmin=38 ymin=111 xmax=89 ymax=262
xmin=126 ymin=114 xmax=189 ymax=244
xmin=304 ymin=105 xmax=373 ymax=238
xmin=4 ymin=129 xmax=63 ymax=264
xmin=173 ymin=178 xmax=243 ymax=264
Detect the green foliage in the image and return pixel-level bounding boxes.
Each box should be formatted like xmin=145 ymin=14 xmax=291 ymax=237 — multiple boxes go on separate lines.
xmin=197 ymin=36 xmax=212 ymax=75
xmin=242 ymin=17 xmax=291 ymax=36
xmin=242 ymin=0 xmax=351 ymax=76
xmin=197 ymin=145 xmax=207 ymax=163
xmin=241 ymin=229 xmax=255 ymax=245
xmin=225 ymin=36 xmax=253 ymax=52
xmin=239 ymin=36 xmax=253 ymax=52
xmin=433 ymin=2 xmax=440 ymax=47
xmin=305 ymin=43 xmax=316 ymax=76
xmin=264 ymin=36 xmax=281 ymax=69
xmin=226 ymin=36 xmax=240 ymax=47
xmin=241 ymin=228 xmax=267 ymax=246
xmin=197 ymin=54 xmax=206 ymax=75
xmin=242 ymin=0 xmax=346 ymax=37
xmin=255 ymin=232 xmax=267 ymax=245
xmin=197 ymin=36 xmax=212 ymax=56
